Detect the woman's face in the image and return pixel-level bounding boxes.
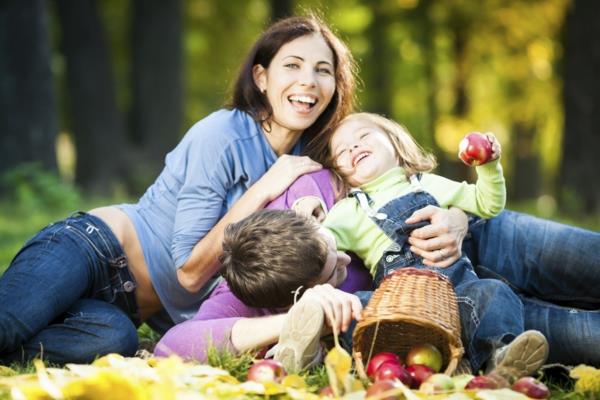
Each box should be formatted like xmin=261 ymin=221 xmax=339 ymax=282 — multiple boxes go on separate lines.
xmin=330 ymin=118 xmax=399 ymax=187
xmin=253 ymin=34 xmax=336 ymax=134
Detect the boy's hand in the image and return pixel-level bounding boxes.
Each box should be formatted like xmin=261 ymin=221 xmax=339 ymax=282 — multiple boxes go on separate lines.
xmin=299 ymin=284 xmax=362 ymax=335
xmin=292 ymin=196 xmax=326 ymax=223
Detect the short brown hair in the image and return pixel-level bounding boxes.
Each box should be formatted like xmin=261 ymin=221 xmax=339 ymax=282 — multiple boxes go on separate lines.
xmin=221 ymin=209 xmax=328 ymax=308
xmin=229 ymin=15 xmax=357 ymax=160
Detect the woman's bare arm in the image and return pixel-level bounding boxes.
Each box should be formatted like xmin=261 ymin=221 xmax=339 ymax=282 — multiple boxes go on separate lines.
xmin=177 ymin=155 xmax=322 ymax=292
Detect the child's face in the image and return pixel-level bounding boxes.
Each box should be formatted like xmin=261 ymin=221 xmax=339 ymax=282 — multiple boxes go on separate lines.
xmin=330 ymin=118 xmax=398 ymax=187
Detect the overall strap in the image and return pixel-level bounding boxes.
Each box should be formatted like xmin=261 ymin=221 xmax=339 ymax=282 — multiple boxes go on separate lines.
xmin=348 ymin=188 xmax=387 ymax=220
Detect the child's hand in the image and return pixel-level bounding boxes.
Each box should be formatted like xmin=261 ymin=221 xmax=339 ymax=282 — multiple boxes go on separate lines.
xmin=292 ymin=196 xmax=326 ymax=223
xmin=485 ymin=132 xmax=501 ymax=161
xmin=458 ymin=132 xmax=501 ymax=166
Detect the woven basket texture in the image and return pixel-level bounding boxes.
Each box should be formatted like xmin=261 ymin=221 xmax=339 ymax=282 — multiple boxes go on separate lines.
xmin=352 ymin=267 xmax=464 ymax=376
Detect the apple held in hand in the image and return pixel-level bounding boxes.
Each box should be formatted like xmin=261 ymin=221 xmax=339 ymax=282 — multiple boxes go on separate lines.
xmin=458 ymin=132 xmax=495 ymax=166
xmin=374 ymin=361 xmax=413 ymax=387
xmin=512 ymin=377 xmax=550 ymax=399
xmin=406 ymin=364 xmax=434 ymax=389
xmin=405 ymin=344 xmax=443 ymax=373
xmin=246 ymin=359 xmax=287 ymax=383
xmin=366 ymin=352 xmax=402 ymax=378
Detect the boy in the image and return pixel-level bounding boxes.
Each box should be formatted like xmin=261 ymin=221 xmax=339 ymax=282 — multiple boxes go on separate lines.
xmin=220 ymin=209 xmax=548 ymax=380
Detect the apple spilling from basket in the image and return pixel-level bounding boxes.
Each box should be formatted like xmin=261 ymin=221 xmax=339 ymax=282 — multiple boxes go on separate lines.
xmin=245 ymin=344 xmax=549 ymax=398
xmin=364 ymin=343 xmax=550 ymax=398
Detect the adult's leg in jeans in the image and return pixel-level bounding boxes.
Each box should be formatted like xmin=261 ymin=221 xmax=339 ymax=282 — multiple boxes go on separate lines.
xmin=521 ymin=295 xmax=600 ymax=366
xmin=467 ymin=210 xmax=600 ymax=309
xmin=456 ymin=279 xmax=524 ymax=373
xmin=0 ymin=223 xmax=91 ymax=354
xmin=0 ymin=299 xmax=138 ymax=365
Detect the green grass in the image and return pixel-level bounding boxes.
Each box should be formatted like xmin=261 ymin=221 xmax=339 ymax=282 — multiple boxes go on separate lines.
xmin=0 ymin=197 xmax=598 ymax=398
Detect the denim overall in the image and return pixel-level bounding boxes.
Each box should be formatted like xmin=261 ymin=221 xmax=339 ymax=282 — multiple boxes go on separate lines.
xmin=348 ymin=177 xmax=525 ymax=372
xmin=0 ymin=212 xmax=141 ymax=364
xmin=352 ymin=185 xmax=479 ymax=288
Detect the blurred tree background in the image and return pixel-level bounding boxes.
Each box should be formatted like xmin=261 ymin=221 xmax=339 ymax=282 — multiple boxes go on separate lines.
xmin=1 ymin=0 xmax=599 ymax=267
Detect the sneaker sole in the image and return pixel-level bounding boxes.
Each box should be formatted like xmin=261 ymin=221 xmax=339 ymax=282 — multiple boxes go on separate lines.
xmin=274 ymin=300 xmax=324 ymax=373
xmin=494 ymin=330 xmax=549 ymax=380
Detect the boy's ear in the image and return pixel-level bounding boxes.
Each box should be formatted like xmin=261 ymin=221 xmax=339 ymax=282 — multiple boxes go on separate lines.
xmin=252 ymin=64 xmax=267 ymax=93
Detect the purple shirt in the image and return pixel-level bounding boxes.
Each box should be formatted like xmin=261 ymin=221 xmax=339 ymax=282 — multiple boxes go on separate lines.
xmin=154 ymin=170 xmax=372 ymax=361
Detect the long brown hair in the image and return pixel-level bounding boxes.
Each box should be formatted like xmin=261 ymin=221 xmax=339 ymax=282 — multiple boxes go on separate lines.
xmin=229 ymin=15 xmax=357 ymax=159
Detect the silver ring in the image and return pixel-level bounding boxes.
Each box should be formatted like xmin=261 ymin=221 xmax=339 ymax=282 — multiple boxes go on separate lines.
xmin=438 ymin=249 xmax=446 ymax=260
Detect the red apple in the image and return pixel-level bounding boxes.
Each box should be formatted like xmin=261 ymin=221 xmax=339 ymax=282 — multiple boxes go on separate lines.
xmin=465 ymin=374 xmax=501 ymax=390
xmin=406 ymin=364 xmax=434 ymax=388
xmin=366 ymin=352 xmax=402 ymax=378
xmin=246 ymin=359 xmax=287 ymax=383
xmin=365 ymin=379 xmax=401 ymax=400
xmin=405 ymin=344 xmax=443 ymax=372
xmin=512 ymin=377 xmax=550 ymax=399
xmin=419 ymin=373 xmax=455 ymax=394
xmin=374 ymin=361 xmax=413 ymax=387
xmin=458 ymin=132 xmax=494 ymax=166
xmin=319 ymin=386 xmax=334 ymax=397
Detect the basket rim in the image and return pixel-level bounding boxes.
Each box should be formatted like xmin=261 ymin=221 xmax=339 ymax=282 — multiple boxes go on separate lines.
xmin=354 ymin=314 xmax=462 ymax=346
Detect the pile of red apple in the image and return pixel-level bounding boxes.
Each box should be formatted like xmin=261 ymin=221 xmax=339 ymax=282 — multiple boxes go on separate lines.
xmin=364 ymin=344 xmax=550 ymax=398
xmin=245 ymin=346 xmax=550 ymax=399
xmin=364 ymin=344 xmax=443 ymax=394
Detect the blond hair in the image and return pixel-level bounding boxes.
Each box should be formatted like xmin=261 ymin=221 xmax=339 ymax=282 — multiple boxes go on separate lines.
xmin=328 ymin=112 xmax=437 ymax=181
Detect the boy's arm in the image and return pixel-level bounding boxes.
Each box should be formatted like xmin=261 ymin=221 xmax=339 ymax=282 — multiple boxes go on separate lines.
xmin=154 ymin=281 xmax=280 ymax=361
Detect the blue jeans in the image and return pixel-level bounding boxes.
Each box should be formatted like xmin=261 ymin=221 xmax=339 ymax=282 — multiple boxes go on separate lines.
xmin=465 ymin=210 xmax=600 ymax=366
xmin=0 ymin=212 xmax=140 ymax=365
xmin=349 ymin=190 xmax=524 ymax=372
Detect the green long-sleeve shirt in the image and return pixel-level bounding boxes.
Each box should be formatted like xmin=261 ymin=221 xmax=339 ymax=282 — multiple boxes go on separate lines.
xmin=323 ymin=161 xmax=505 ymax=275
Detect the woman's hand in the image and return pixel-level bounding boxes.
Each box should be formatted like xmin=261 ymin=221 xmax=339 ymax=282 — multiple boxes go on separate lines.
xmin=405 ymin=206 xmax=468 ymax=267
xmin=255 ymin=155 xmax=322 ymax=203
xmin=292 ymin=196 xmax=326 ymax=223
xmin=299 ymin=284 xmax=362 ymax=335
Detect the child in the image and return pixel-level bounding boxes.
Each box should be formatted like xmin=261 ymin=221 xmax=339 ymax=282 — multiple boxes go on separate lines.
xmin=288 ymin=112 xmax=549 ymax=378
xmin=321 ymin=112 xmax=504 ymax=287
xmin=268 ymin=113 xmax=548 ymax=377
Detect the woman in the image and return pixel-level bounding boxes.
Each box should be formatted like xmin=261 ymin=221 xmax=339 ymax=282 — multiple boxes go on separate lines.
xmin=0 ymin=15 xmax=357 ymax=365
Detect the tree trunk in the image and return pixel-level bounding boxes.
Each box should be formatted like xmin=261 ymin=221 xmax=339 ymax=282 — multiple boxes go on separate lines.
xmin=560 ymin=0 xmax=600 ymax=214
xmin=130 ymin=0 xmax=183 ymax=183
xmin=511 ymin=122 xmax=540 ymax=200
xmin=0 ymin=0 xmax=57 ymax=176
xmin=364 ymin=4 xmax=392 ymax=117
xmin=55 ymin=0 xmax=128 ymax=194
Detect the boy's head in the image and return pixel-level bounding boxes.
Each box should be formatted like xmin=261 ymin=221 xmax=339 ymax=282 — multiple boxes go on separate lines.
xmin=328 ymin=112 xmax=437 ymax=187
xmin=221 ymin=209 xmax=349 ymax=309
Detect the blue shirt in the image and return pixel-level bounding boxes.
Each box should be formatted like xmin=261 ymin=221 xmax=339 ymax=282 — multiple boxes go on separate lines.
xmin=119 ymin=109 xmax=303 ymax=324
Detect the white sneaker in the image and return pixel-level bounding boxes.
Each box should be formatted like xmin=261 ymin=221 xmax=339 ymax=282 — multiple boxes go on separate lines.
xmin=273 ymin=299 xmax=324 ymax=373
xmin=487 ymin=330 xmax=549 ymax=382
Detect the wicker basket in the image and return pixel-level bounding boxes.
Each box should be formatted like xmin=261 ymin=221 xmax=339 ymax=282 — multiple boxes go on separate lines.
xmin=352 ymin=267 xmax=464 ymax=377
